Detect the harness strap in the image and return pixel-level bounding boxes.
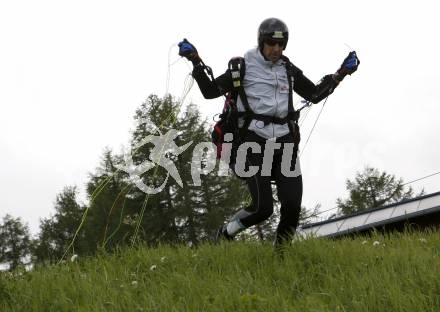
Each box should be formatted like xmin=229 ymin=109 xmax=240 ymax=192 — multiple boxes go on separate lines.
xmin=224 ymin=112 xmax=298 ymax=126
xmin=228 ymin=57 xmax=254 ymax=141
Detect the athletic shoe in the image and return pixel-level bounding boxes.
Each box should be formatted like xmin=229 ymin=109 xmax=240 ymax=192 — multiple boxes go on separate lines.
xmin=214 ymin=225 xmax=234 ymax=242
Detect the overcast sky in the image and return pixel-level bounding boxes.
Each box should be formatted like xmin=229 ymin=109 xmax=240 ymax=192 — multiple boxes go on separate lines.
xmin=1 ymin=0 xmax=439 ymax=234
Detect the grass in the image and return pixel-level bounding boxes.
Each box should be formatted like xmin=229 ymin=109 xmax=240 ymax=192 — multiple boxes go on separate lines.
xmin=1 ymin=230 xmax=440 ymax=311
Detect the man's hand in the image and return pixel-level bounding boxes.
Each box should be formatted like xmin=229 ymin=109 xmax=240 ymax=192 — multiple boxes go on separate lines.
xmin=178 ymin=39 xmax=201 ymax=65
xmin=335 ymin=51 xmax=360 ymax=81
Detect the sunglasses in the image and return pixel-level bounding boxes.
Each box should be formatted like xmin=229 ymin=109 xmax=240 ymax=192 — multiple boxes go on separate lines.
xmin=264 ymin=38 xmax=286 ymax=47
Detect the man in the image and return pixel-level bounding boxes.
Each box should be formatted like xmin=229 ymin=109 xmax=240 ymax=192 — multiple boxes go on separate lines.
xmin=178 ymin=18 xmax=359 ymax=246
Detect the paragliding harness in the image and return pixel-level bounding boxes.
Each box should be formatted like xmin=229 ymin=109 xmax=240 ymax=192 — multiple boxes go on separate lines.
xmin=210 ymin=55 xmax=303 ymax=174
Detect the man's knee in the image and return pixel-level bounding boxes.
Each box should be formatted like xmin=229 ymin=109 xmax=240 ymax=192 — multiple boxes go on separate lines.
xmin=257 ymin=203 xmax=274 ymax=222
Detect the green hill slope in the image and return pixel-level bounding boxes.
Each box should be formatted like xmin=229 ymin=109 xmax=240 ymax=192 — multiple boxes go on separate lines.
xmin=2 ymin=231 xmax=440 ymax=311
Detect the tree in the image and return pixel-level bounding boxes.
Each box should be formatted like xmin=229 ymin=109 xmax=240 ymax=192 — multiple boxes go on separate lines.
xmin=126 ymin=95 xmax=248 ymax=245
xmin=299 ymin=204 xmax=322 ymax=226
xmin=33 ymin=186 xmax=86 ymax=264
xmin=0 ymin=214 xmax=31 ymax=271
xmin=337 ymin=166 xmax=419 ymax=215
xmin=125 ymin=94 xmax=185 ymax=245
xmin=83 ymin=149 xmax=132 ymax=252
xmin=33 ymin=94 xmax=253 ymax=254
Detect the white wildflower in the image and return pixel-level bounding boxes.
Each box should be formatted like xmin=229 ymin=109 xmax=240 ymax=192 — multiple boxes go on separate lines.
xmin=419 ymin=238 xmax=427 ymax=243
xmin=131 ymin=281 xmax=138 ymax=286
xmin=160 ymin=257 xmax=166 ymax=263
xmin=70 ymin=254 xmax=78 ymax=262
xmin=373 ymin=241 xmax=380 ymax=246
xmin=361 ymin=240 xmax=368 ymax=245
xmin=150 ymin=264 xmax=157 ymax=271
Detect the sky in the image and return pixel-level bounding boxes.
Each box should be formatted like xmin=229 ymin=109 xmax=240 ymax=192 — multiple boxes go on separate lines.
xmin=1 ymin=0 xmax=439 ymax=235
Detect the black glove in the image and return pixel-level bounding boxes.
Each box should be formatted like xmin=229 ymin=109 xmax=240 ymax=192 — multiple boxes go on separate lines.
xmin=178 ymin=39 xmax=201 ymax=65
xmin=335 ymin=51 xmax=360 ymax=81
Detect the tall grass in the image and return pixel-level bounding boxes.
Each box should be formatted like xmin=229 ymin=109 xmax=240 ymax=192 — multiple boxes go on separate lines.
xmin=1 ymin=230 xmax=439 ymax=311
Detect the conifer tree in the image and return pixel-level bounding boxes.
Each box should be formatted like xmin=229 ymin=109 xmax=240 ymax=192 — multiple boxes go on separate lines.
xmin=33 ymin=186 xmax=85 ymax=264
xmin=337 ymin=166 xmax=418 ymax=215
xmin=83 ymin=149 xmax=132 ymax=252
xmin=0 ymin=214 xmax=31 ymax=270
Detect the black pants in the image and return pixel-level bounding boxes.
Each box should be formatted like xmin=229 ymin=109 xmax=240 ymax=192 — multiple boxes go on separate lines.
xmin=237 ymin=131 xmax=303 ymax=244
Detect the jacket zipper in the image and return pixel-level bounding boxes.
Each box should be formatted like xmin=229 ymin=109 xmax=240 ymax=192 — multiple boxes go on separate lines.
xmin=273 ymin=65 xmax=279 ymax=138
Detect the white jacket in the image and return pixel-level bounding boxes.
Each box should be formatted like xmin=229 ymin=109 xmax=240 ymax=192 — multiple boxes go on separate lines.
xmin=237 ymin=48 xmax=301 ymax=177
xmin=237 ymin=48 xmax=292 ymax=140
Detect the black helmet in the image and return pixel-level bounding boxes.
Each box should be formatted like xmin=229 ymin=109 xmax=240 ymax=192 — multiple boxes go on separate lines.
xmin=258 ymin=18 xmax=289 ymax=49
